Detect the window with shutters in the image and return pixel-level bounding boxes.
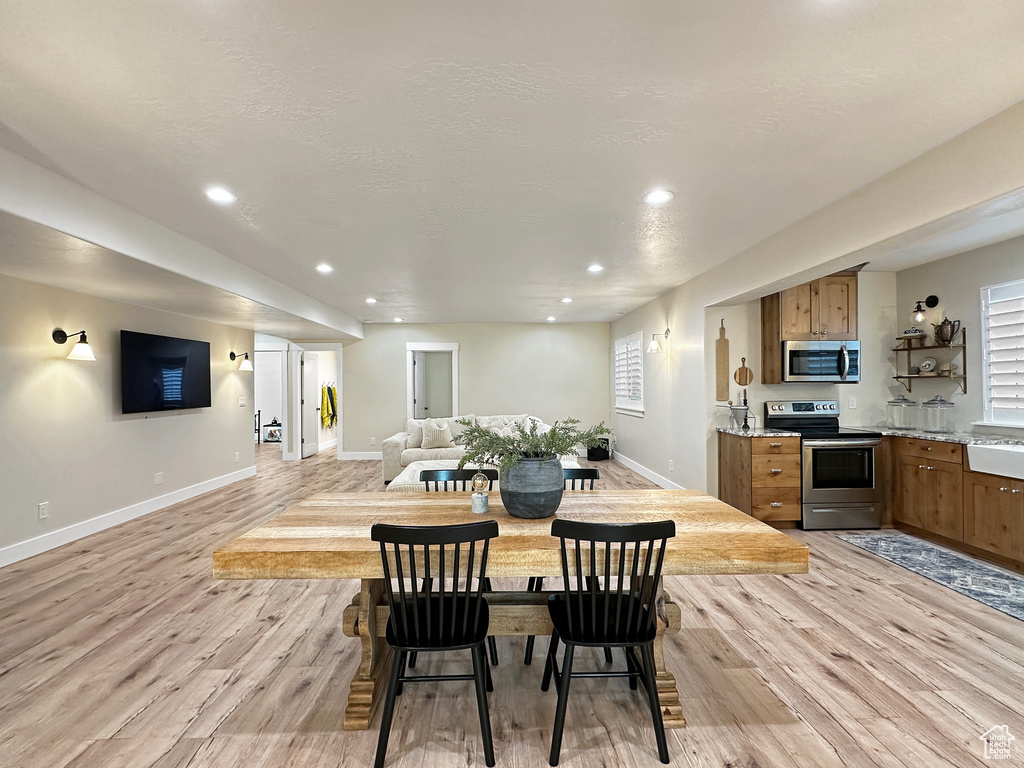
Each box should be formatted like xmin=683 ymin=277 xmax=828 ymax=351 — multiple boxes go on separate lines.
xmin=614 ymin=332 xmax=643 ymax=415
xmin=981 ymin=278 xmax=1024 ymax=426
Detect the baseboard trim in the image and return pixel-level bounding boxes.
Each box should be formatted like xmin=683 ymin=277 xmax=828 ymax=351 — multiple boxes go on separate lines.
xmin=318 ymin=438 xmax=338 ymax=451
xmin=0 ymin=466 xmax=258 ymax=568
xmin=611 ymin=452 xmax=685 ymax=490
xmin=339 ymin=451 xmax=383 ymax=460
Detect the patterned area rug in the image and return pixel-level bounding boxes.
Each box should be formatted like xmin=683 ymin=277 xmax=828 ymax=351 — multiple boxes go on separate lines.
xmin=837 ymin=531 xmax=1024 ymax=622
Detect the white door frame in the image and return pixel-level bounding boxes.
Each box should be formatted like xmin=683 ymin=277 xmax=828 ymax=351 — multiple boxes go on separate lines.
xmin=282 ymin=343 xmax=344 ymax=461
xmin=407 ymin=342 xmax=459 ymax=420
xmin=301 ymin=352 xmax=320 ymax=458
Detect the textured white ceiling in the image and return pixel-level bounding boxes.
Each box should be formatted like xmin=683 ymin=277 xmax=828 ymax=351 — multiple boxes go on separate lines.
xmin=1 ymin=1 xmax=1023 ymax=326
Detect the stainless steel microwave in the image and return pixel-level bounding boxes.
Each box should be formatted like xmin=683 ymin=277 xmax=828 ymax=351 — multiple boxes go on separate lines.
xmin=782 ymin=340 xmax=861 ymax=382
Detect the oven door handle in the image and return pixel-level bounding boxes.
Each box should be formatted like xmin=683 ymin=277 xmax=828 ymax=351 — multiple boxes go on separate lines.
xmin=804 ymin=438 xmax=882 ymax=448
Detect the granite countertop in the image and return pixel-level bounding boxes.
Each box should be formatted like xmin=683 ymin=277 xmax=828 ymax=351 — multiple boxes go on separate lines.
xmin=866 ymin=428 xmax=1024 ymax=446
xmin=716 ymin=427 xmax=800 ymax=438
xmin=717 ymin=425 xmax=1024 ymax=446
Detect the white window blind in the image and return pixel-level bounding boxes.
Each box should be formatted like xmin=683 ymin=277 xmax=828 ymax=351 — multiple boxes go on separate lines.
xmin=982 ymin=278 xmax=1024 ymax=426
xmin=614 ymin=332 xmax=643 ymax=413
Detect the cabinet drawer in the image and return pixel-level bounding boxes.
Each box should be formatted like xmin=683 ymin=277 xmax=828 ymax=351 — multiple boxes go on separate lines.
xmin=895 ymin=438 xmax=962 ymax=464
xmin=751 ymin=454 xmax=801 ymax=486
xmin=751 ymin=487 xmax=802 ymax=521
xmin=751 ymin=437 xmax=800 ymax=455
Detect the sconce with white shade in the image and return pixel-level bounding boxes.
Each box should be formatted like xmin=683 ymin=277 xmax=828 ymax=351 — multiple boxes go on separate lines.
xmin=910 ymin=295 xmax=939 ymax=325
xmin=52 ymin=329 xmax=96 ymax=361
xmin=230 ymin=351 xmax=253 ymax=371
xmin=647 ymin=328 xmax=670 ymax=353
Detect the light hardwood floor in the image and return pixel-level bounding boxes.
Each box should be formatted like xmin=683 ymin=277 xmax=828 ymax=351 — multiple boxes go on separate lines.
xmin=1 ymin=446 xmax=1022 ymax=767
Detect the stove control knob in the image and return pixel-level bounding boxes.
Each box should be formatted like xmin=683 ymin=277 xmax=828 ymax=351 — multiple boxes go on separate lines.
xmin=829 ymin=404 xmax=836 ymax=410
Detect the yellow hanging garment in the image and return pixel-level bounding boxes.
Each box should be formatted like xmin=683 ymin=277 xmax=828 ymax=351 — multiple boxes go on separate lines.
xmin=321 ymin=385 xmax=331 ymax=429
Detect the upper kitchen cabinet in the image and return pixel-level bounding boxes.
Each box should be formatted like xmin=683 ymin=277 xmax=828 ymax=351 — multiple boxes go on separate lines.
xmin=761 ymin=270 xmax=860 ymax=384
xmin=780 ymin=274 xmax=858 ymax=341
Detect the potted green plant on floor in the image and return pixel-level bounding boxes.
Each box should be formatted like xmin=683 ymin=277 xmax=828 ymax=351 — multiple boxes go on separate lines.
xmin=456 ymin=417 xmax=609 ymax=518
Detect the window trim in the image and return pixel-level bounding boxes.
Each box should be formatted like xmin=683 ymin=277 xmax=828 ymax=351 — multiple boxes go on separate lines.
xmin=980 ymin=277 xmax=1024 ymax=428
xmin=614 ymin=331 xmax=644 ymax=416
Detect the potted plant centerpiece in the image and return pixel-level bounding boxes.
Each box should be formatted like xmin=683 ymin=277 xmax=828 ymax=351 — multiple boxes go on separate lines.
xmin=456 ymin=417 xmax=609 ymax=518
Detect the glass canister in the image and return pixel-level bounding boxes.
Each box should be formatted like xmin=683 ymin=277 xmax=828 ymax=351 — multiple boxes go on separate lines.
xmin=886 ymin=395 xmax=917 ymax=430
xmin=921 ymin=395 xmax=955 ymax=433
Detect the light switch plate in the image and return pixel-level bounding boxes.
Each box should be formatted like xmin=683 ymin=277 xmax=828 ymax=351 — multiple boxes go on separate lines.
xmin=239 ymin=396 xmax=246 ymax=407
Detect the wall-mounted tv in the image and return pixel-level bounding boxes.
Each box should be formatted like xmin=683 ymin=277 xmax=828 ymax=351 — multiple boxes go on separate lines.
xmin=120 ymin=330 xmax=212 ymax=414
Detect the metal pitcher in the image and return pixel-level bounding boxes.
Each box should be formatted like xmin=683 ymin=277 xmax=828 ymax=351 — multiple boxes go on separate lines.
xmin=931 ymin=317 xmax=961 ymax=345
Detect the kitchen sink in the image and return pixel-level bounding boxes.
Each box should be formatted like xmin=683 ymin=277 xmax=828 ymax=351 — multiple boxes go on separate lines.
xmin=967 ymin=444 xmax=1024 ymax=480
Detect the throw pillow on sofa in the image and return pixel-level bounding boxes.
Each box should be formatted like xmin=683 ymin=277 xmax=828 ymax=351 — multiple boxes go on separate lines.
xmin=422 ymin=418 xmax=456 ymax=449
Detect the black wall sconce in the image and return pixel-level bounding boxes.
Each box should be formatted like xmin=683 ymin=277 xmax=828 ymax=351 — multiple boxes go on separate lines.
xmin=52 ymin=328 xmax=96 ymax=361
xmin=910 ymin=295 xmax=939 ymax=325
xmin=230 ymin=351 xmax=253 ymax=371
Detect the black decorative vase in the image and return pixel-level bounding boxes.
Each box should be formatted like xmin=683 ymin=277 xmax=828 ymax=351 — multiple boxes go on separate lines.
xmin=499 ymin=457 xmax=564 ymax=519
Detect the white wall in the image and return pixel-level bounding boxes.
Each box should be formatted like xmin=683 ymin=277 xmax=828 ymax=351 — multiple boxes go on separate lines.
xmin=896 ymin=234 xmax=1024 ymax=434
xmin=342 ymin=323 xmax=610 ymax=452
xmin=0 ymin=273 xmax=255 ymax=563
xmin=254 ymin=350 xmax=285 ymax=430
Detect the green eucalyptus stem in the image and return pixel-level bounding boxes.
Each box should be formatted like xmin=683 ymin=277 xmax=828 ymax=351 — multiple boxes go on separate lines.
xmin=456 ymin=417 xmax=609 ymax=476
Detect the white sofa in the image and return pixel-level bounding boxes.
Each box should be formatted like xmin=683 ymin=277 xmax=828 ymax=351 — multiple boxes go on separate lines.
xmin=382 ymin=414 xmax=551 ymax=483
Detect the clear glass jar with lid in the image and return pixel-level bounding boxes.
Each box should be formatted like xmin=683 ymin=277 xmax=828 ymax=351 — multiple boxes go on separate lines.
xmin=887 ymin=394 xmax=917 ymax=430
xmin=921 ymin=395 xmax=955 ymax=433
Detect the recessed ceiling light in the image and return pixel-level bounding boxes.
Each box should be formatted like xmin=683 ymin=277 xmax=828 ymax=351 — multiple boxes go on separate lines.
xmin=315 ymin=263 xmax=334 ymax=274
xmin=365 ymin=297 xmax=378 ymax=304
xmin=643 ymin=188 xmax=673 ymax=205
xmin=561 ymin=297 xmax=573 ymax=304
xmin=547 ymin=316 xmax=556 ymax=322
xmin=204 ymin=186 xmax=238 ymax=204
xmin=587 ymin=264 xmax=604 ymax=273
xmin=394 ymin=317 xmax=404 ymax=323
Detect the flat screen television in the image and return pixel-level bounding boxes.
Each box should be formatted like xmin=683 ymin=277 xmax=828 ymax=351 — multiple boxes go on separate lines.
xmin=120 ymin=330 xmax=212 ymax=414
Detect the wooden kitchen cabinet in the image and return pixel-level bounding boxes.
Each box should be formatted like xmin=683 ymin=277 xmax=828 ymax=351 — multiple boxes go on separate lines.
xmin=963 ymin=471 xmax=1024 ymax=560
xmin=718 ymin=433 xmax=801 ymax=525
xmin=761 ymin=270 xmax=859 ymax=383
xmin=893 ymin=438 xmax=963 ymax=541
xmin=779 ymin=274 xmax=858 ymax=341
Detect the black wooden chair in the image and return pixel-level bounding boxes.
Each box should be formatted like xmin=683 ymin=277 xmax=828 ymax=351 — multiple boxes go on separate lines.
xmin=418 ymin=467 xmax=501 ymax=668
xmin=562 ymin=467 xmax=600 ymax=490
xmin=540 ymin=518 xmax=676 ymax=766
xmin=420 ymin=468 xmax=498 ymax=491
xmin=371 ymin=520 xmax=499 ymax=768
xmin=522 ymin=467 xmax=602 ymax=665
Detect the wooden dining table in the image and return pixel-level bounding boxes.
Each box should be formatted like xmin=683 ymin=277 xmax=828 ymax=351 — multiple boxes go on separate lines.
xmin=213 ymin=488 xmax=809 ymax=731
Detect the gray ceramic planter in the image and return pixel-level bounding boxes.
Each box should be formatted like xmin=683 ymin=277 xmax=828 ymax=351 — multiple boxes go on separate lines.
xmin=499 ymin=456 xmax=564 ymax=518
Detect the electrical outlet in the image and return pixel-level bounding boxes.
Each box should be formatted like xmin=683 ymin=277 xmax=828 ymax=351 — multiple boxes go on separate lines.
xmin=234 ymin=452 xmax=240 ymax=463
xmin=669 ymin=460 xmax=674 ymax=472
xmin=154 ymin=472 xmax=163 ymax=485
xmin=38 ymin=502 xmax=49 ymax=519
xmin=848 ymin=396 xmax=858 ymax=409
xmin=239 ymin=396 xmax=246 ymax=407
xmin=370 ymin=437 xmax=376 ymax=446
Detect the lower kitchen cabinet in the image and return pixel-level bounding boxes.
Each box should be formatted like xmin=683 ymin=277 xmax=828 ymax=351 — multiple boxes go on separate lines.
xmin=718 ymin=433 xmax=801 ymax=524
xmin=963 ymin=471 xmax=1024 ymax=560
xmin=894 ymin=443 xmax=963 ymax=541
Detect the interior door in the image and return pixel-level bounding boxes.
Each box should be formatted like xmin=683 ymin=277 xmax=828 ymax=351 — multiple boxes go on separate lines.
xmin=301 ymin=353 xmax=319 ymax=458
xmin=412 ymin=351 xmax=427 ymax=419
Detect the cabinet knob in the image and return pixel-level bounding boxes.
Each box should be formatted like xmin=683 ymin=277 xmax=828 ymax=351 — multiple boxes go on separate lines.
xmin=770 ymin=502 xmax=784 ymax=508
xmin=926 ymin=466 xmax=934 ymax=471
xmin=918 ymin=464 xmax=927 ymax=469
xmin=1013 ymin=489 xmax=1021 ymax=494
xmin=812 ymin=330 xmax=820 ymax=336
xmin=925 ymin=446 xmax=932 ymax=451
xmin=1000 ymin=487 xmax=1009 ymax=492
xmin=770 ymin=468 xmax=783 ymax=474
xmin=769 ymin=442 xmax=782 ymax=448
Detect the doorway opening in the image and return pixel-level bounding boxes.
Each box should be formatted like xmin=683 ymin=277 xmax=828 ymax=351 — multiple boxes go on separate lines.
xmin=407 ymin=342 xmax=459 ymax=420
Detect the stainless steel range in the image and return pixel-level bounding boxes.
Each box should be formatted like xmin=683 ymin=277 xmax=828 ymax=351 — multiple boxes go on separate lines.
xmin=764 ymin=400 xmax=883 ymax=530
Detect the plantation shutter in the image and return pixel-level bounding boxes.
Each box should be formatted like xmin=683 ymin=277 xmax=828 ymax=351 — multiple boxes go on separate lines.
xmin=614 ymin=332 xmax=643 ymax=413
xmin=982 ymin=278 xmax=1024 ymax=425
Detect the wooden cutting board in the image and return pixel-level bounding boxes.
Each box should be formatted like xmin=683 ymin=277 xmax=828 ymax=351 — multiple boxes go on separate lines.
xmin=734 ymin=357 xmax=753 ymax=386
xmin=715 ymin=320 xmax=729 ymax=401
